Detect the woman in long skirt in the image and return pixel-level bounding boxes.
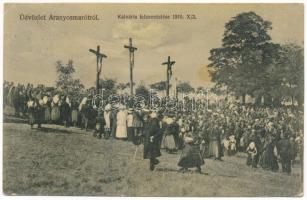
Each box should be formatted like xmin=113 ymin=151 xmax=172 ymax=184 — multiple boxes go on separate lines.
xmin=60 ymin=96 xmax=71 ymax=127
xmin=178 ymin=134 xmax=204 ymax=173
xmin=71 ymin=109 xmax=78 ymax=127
xmin=161 ymin=117 xmax=177 ymax=153
xmin=115 ymin=105 xmax=128 ymax=139
xmin=70 ymin=97 xmax=78 ymax=127
xmin=260 ymin=137 xmax=279 ymax=172
xmin=43 ymin=96 xmax=51 ymax=123
xmin=51 ymin=95 xmax=60 ymax=123
xmin=27 ymin=98 xmax=36 ymax=128
xmin=208 ymin=125 xmax=223 ymax=160
xmin=164 ymin=134 xmax=176 ymax=153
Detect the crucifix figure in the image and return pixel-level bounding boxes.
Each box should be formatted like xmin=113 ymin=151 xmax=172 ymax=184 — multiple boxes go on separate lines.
xmin=162 ymin=56 xmax=175 ymax=98
xmin=124 ymin=38 xmax=137 ymax=95
xmin=89 ymin=45 xmax=107 ymax=94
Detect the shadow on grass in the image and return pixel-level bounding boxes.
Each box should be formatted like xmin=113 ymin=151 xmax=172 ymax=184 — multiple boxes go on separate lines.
xmin=155 ymin=167 xmax=210 ymax=175
xmin=157 ymin=168 xmax=238 ymax=177
xmin=33 ymin=127 xmax=81 ymax=135
xmin=3 ymin=115 xmax=28 ymax=124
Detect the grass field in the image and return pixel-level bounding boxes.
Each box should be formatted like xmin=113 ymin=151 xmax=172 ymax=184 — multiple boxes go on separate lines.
xmin=3 ymin=122 xmax=303 ymax=196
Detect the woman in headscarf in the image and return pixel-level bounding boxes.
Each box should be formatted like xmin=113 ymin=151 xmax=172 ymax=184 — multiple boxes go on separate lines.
xmin=51 ymin=94 xmax=61 ymax=124
xmin=103 ymin=104 xmax=112 ymax=139
xmin=60 ymin=96 xmax=71 ymax=127
xmin=208 ymin=124 xmax=223 ymax=160
xmin=177 ymin=132 xmax=205 ymax=173
xmin=178 ymin=117 xmax=188 ymax=150
xmin=246 ymin=141 xmax=258 ymax=168
xmin=110 ymin=105 xmax=118 ymax=138
xmin=71 ymin=98 xmax=79 ymax=127
xmin=260 ymin=135 xmax=279 ymax=172
xmin=43 ymin=95 xmax=51 ymax=123
xmin=36 ymin=97 xmax=44 ymax=128
xmin=79 ymin=97 xmax=90 ymax=131
xmin=27 ymin=96 xmax=36 ymax=129
xmin=228 ymin=135 xmax=237 ymax=156
xmin=162 ymin=116 xmax=177 ymax=153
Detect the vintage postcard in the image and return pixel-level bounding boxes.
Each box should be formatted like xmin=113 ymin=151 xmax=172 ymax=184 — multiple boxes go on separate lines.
xmin=2 ymin=3 xmax=304 ymax=197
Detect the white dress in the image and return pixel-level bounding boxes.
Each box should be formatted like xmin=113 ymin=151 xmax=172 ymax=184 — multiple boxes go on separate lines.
xmin=104 ymin=111 xmax=111 ymax=129
xmin=116 ymin=110 xmax=128 ymax=138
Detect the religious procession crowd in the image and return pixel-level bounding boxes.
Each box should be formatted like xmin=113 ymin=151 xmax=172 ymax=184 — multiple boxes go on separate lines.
xmin=3 ymin=81 xmax=304 ymax=173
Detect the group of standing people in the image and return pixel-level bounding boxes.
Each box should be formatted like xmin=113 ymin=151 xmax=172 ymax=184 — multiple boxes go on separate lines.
xmin=182 ymin=104 xmax=304 ymax=175
xmin=3 ymin=81 xmax=303 ymax=174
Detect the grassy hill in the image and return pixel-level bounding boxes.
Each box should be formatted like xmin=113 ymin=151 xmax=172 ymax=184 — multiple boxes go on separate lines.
xmin=3 ymin=123 xmax=303 ymax=196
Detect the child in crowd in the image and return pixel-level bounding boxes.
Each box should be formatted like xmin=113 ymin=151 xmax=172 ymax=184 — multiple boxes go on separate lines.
xmin=246 ymin=141 xmax=257 ymax=168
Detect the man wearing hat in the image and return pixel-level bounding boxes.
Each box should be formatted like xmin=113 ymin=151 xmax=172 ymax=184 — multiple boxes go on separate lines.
xmin=143 ymin=111 xmax=162 ymax=171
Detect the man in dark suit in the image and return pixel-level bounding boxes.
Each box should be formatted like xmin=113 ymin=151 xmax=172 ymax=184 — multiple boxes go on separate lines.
xmin=143 ymin=111 xmax=162 ymax=171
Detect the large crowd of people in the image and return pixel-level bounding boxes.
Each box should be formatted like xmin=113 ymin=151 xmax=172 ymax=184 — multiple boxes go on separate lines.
xmin=3 ymin=81 xmax=304 ymax=173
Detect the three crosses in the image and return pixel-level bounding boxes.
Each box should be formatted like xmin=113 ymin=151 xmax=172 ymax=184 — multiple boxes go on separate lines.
xmin=89 ymin=39 xmax=175 ymax=97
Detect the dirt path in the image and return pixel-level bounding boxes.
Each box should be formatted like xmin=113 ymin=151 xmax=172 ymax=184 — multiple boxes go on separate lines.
xmin=3 ymin=123 xmax=303 ymax=196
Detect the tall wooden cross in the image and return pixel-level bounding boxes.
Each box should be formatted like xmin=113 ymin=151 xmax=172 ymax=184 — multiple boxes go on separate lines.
xmin=162 ymin=56 xmax=175 ymax=98
xmin=124 ymin=38 xmax=137 ymax=95
xmin=89 ymin=45 xmax=107 ymax=93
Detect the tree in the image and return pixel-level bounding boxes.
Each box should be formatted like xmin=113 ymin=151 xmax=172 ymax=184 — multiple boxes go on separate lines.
xmin=117 ymin=83 xmax=128 ymax=91
xmin=278 ymin=43 xmax=304 ymax=107
xmin=55 ymin=60 xmax=84 ymax=98
xmin=99 ymin=78 xmax=117 ymax=98
xmin=149 ymin=81 xmax=170 ymax=91
xmin=208 ymin=12 xmax=279 ymax=104
xmin=126 ymin=82 xmax=136 ymax=88
xmin=135 ymin=83 xmax=150 ymax=102
xmin=196 ymin=86 xmax=206 ymax=93
xmin=177 ymin=82 xmax=194 ymax=94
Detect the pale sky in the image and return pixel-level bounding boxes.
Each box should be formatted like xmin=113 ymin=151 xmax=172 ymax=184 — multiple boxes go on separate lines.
xmin=4 ymin=4 xmax=304 ymax=89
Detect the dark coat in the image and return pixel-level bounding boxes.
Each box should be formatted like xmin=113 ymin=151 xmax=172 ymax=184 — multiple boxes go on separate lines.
xmin=132 ymin=111 xmax=143 ymax=128
xmin=28 ymin=100 xmax=44 ymax=125
xmin=277 ymin=138 xmax=292 ymax=157
xmin=60 ymin=101 xmax=71 ymax=121
xmin=35 ymin=103 xmax=44 ymax=124
xmin=143 ymin=118 xmax=162 ymax=159
xmin=260 ymin=141 xmax=279 ymax=171
xmin=209 ymin=127 xmax=221 ymax=141
xmin=110 ymin=109 xmax=118 ymax=136
xmin=178 ymin=143 xmax=204 ymax=168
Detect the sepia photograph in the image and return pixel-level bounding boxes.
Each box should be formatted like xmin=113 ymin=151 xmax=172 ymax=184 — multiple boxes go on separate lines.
xmin=2 ymin=2 xmax=304 ymax=197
